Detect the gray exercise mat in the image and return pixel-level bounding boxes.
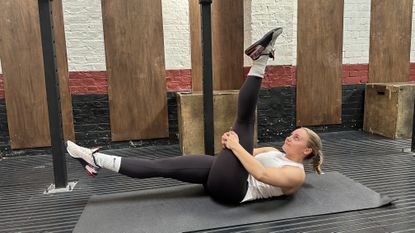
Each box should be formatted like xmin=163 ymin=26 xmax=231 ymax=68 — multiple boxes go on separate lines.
xmin=74 ymin=171 xmax=393 ymax=233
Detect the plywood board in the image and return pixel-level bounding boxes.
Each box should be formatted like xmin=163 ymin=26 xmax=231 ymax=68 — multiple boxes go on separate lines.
xmin=363 ymin=82 xmax=415 ymax=139
xmin=369 ymin=0 xmax=413 ymax=83
xmin=177 ymin=91 xmax=257 ymax=155
xmin=296 ymin=0 xmax=343 ymax=126
xmin=102 ymin=0 xmax=169 ymax=141
xmin=363 ymin=84 xmax=399 ymax=139
xmin=0 ymin=0 xmax=74 ymax=149
xmin=189 ymin=0 xmax=244 ymax=91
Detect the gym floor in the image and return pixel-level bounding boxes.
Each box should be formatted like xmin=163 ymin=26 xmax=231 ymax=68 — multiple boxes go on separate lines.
xmin=0 ymin=130 xmax=413 ymax=233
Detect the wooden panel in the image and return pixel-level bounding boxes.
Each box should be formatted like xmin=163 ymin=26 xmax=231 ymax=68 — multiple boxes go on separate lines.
xmin=0 ymin=0 xmax=49 ymax=148
xmin=369 ymin=0 xmax=412 ymax=83
xmin=177 ymin=91 xmax=257 ymax=155
xmin=189 ymin=0 xmax=244 ymax=91
xmin=102 ymin=0 xmax=169 ymax=141
xmin=52 ymin=0 xmax=75 ymax=142
xmin=189 ymin=0 xmax=202 ymax=91
xmin=0 ymin=0 xmax=74 ymax=149
xmin=296 ymin=0 xmax=343 ymax=126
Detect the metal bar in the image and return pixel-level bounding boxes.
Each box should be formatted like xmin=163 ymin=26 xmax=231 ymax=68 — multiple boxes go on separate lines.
xmin=412 ymin=96 xmax=415 ymax=152
xmin=38 ymin=0 xmax=68 ymax=188
xmin=199 ymin=0 xmax=214 ymax=155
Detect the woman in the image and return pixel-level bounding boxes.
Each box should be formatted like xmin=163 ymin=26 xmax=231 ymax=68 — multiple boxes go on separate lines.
xmin=67 ymin=27 xmax=324 ymax=204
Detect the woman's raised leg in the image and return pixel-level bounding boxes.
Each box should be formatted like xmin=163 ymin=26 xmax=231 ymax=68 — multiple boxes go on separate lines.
xmin=205 ymin=28 xmax=283 ymax=204
xmin=66 ymin=27 xmax=283 ymax=204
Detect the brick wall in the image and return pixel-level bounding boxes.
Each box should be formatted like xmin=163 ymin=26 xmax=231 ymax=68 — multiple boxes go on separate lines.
xmin=257 ymin=84 xmax=365 ymax=143
xmin=165 ymin=69 xmax=192 ymax=91
xmin=0 ymin=99 xmax=8 ymax=155
xmin=0 ymin=77 xmax=4 ymax=98
xmin=342 ymin=64 xmax=369 ymax=84
xmin=0 ymin=84 xmax=365 ymax=156
xmin=59 ymin=0 xmax=415 ymax=71
xmin=250 ymin=0 xmax=296 ymax=66
xmin=71 ymin=92 xmax=180 ymax=148
xmin=1 ymin=63 xmax=415 ymax=97
xmin=0 ymin=0 xmax=414 ymax=155
xmin=68 ymin=69 xmax=192 ymax=94
xmin=1 ymin=0 xmax=414 ymax=74
xmin=69 ymin=71 xmax=108 ymax=94
xmin=343 ymin=0 xmax=371 ymax=64
xmin=410 ymin=64 xmax=415 ymax=81
xmin=63 ymin=0 xmax=106 ymax=71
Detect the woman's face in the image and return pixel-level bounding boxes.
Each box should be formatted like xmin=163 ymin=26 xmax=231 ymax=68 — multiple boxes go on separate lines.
xmin=282 ymin=128 xmax=312 ymax=157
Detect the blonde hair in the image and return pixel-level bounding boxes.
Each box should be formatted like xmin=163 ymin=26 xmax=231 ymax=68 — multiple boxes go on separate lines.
xmin=302 ymin=127 xmax=324 ymax=174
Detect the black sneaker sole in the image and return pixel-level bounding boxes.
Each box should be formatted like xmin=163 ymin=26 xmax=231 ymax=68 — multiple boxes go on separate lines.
xmin=244 ymin=27 xmax=283 ymax=60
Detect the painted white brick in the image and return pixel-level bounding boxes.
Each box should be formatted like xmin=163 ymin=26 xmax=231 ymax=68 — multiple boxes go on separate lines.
xmin=342 ymin=0 xmax=371 ymax=64
xmin=162 ymin=0 xmax=190 ymax=69
xmin=292 ymin=0 xmax=297 ymax=65
xmin=244 ymin=0 xmax=253 ymax=66
xmin=60 ymin=0 xmax=294 ymax=70
xmin=62 ymin=0 xmax=106 ymax=71
xmin=250 ymin=0 xmax=295 ymax=66
xmin=411 ymin=1 xmax=415 ymax=62
xmin=3 ymin=0 xmax=410 ymax=72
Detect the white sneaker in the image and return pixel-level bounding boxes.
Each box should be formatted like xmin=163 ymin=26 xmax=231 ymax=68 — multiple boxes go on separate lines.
xmin=66 ymin=140 xmax=100 ymax=169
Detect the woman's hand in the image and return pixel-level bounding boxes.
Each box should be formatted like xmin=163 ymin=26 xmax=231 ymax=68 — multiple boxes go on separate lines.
xmin=221 ymin=131 xmax=230 ymax=148
xmin=224 ymin=130 xmax=240 ymax=150
xmin=221 ymin=129 xmax=236 ymax=148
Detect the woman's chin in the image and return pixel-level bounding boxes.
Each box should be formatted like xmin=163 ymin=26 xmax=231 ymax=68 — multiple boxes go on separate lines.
xmin=282 ymin=144 xmax=286 ymax=152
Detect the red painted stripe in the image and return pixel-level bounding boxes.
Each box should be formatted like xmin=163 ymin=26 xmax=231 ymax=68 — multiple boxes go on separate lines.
xmin=342 ymin=64 xmax=369 ymax=84
xmin=410 ymin=63 xmax=415 ymax=81
xmin=69 ymin=71 xmax=108 ymax=94
xmin=165 ymin=69 xmax=192 ymax=91
xmin=0 ymin=63 xmax=414 ymax=98
xmin=0 ymin=76 xmax=3 ymax=98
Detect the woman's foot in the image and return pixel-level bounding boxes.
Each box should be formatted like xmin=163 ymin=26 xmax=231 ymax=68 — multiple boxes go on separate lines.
xmin=66 ymin=140 xmax=101 ymax=176
xmin=76 ymin=158 xmax=99 ymax=177
xmin=245 ymin=27 xmax=283 ymax=60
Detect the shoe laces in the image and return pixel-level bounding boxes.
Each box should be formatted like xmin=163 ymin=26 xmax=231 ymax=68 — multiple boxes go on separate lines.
xmin=261 ymin=49 xmax=275 ymax=60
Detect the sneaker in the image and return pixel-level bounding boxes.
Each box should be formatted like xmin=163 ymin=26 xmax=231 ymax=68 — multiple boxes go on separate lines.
xmin=244 ymin=27 xmax=283 ymax=60
xmin=66 ymin=140 xmax=101 ymax=171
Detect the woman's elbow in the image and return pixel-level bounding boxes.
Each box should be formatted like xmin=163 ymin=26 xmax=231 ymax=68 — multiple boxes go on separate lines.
xmin=252 ymin=170 xmax=265 ymax=181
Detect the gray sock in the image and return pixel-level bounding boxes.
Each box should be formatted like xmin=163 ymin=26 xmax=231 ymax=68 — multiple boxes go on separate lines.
xmin=94 ymin=152 xmax=122 ymax=172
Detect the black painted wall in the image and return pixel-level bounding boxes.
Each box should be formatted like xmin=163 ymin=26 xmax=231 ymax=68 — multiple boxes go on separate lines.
xmin=0 ymin=85 xmax=365 ymax=156
xmin=0 ymin=100 xmax=9 ymax=155
xmin=257 ymin=85 xmax=365 ymax=142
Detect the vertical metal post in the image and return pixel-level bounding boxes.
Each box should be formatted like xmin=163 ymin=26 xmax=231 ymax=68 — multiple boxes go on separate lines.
xmin=412 ymin=96 xmax=415 ymax=152
xmin=38 ymin=0 xmax=68 ymax=188
xmin=199 ymin=0 xmax=214 ymax=155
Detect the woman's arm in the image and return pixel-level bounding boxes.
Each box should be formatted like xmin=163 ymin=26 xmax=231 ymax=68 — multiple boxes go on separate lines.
xmin=224 ymin=131 xmax=304 ymax=190
xmin=231 ymin=144 xmax=304 ymax=189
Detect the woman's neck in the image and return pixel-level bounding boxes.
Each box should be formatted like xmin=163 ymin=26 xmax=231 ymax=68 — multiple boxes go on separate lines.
xmin=285 ymin=152 xmax=304 ymax=163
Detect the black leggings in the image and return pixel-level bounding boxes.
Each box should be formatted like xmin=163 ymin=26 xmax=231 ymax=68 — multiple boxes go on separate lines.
xmin=119 ymin=75 xmax=262 ymax=203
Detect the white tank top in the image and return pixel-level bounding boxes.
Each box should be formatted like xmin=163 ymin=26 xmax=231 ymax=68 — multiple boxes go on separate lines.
xmin=241 ymin=150 xmax=304 ymax=203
